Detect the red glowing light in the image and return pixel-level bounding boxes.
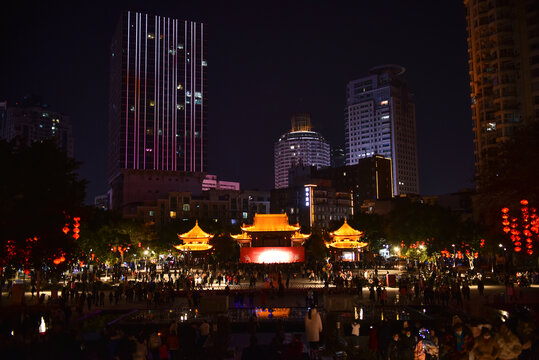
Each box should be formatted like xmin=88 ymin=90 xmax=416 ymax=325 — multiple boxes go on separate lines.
xmin=240 ymin=247 xmax=305 ymax=264
xmin=520 ymin=199 xmax=528 ymax=206
xmin=515 ymin=247 xmax=521 ymax=252
xmin=72 ymin=233 xmax=80 ymax=240
xmin=62 ymin=226 xmax=69 ymax=234
xmin=501 ymin=207 xmax=509 ymax=213
xmin=527 ymin=249 xmax=533 ymax=255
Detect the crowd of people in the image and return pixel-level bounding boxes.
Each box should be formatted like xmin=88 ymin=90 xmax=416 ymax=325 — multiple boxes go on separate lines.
xmin=1 ymin=259 xmax=539 ymax=359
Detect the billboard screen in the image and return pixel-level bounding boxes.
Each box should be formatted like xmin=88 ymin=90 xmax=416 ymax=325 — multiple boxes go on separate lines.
xmin=240 ymin=247 xmax=305 ymax=264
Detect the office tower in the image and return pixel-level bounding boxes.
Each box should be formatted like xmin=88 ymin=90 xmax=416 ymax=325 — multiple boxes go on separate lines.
xmin=464 ymin=0 xmax=539 ymax=181
xmin=287 ymin=154 xmax=393 ymax=215
xmin=0 ymin=96 xmax=73 ymax=157
xmin=108 ymin=11 xmax=207 ymax=214
xmin=344 ymin=65 xmax=419 ymax=195
xmin=274 ymin=113 xmax=330 ymax=189
xmin=109 ymin=11 xmax=207 ymax=178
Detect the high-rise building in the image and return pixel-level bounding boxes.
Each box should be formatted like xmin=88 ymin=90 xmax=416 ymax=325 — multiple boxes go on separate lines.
xmin=0 ymin=96 xmax=73 ymax=157
xmin=274 ymin=113 xmax=330 ymax=189
xmin=344 ymin=65 xmax=419 ymax=195
xmin=464 ymin=0 xmax=539 ymax=181
xmin=287 ymin=155 xmax=393 ymax=215
xmin=109 ymin=11 xmax=207 ymax=178
xmin=108 ymin=11 xmax=207 ymax=214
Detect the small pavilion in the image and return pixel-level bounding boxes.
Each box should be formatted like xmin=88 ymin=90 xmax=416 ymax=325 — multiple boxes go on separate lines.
xmin=326 ymin=219 xmax=367 ymax=261
xmin=174 ymin=220 xmax=214 ymax=252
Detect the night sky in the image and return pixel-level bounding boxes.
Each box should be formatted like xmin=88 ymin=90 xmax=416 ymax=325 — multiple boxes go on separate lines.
xmin=1 ymin=1 xmax=474 ymax=203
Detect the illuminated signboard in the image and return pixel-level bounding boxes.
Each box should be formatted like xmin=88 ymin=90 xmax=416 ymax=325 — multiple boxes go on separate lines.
xmin=240 ymin=247 xmax=305 ymax=263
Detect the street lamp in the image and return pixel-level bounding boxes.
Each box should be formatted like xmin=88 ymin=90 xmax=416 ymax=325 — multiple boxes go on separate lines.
xmin=452 ymin=244 xmax=456 ymax=267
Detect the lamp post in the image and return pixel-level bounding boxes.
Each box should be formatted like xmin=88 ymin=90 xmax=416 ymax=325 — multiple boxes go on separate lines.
xmin=452 ymin=244 xmax=456 ymax=267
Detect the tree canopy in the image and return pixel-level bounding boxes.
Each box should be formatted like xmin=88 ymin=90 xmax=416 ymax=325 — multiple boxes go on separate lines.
xmin=0 ymin=139 xmax=86 ymax=269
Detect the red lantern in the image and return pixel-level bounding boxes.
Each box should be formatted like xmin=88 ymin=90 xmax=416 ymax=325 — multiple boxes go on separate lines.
xmin=53 ymin=258 xmax=62 ymax=265
xmin=514 ymin=247 xmax=522 ymax=252
xmin=520 ymin=199 xmax=528 ymax=206
xmin=62 ymin=226 xmax=69 ymax=234
xmin=502 ymin=207 xmax=509 ymax=213
xmin=504 ymin=227 xmax=511 ymax=233
xmin=73 ymin=233 xmax=80 ymax=240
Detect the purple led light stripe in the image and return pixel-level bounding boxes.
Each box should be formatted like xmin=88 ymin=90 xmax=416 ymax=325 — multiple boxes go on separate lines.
xmin=184 ymin=20 xmax=187 ymax=172
xmin=125 ymin=12 xmax=130 ymax=168
xmin=200 ymin=23 xmax=203 ymax=172
xmin=143 ymin=14 xmax=148 ymax=169
xmin=153 ymin=15 xmax=157 ymax=169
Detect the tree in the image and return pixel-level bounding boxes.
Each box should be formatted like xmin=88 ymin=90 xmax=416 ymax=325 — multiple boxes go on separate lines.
xmin=0 ymin=139 xmax=86 ymax=271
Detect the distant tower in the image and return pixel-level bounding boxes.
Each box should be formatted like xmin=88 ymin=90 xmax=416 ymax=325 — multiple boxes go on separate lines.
xmin=344 ymin=65 xmax=419 ymax=195
xmin=108 ymin=11 xmax=207 ymax=180
xmin=274 ymin=113 xmax=330 ymax=189
xmin=0 ymin=96 xmax=73 ymax=157
xmin=464 ymin=0 xmax=539 ymax=184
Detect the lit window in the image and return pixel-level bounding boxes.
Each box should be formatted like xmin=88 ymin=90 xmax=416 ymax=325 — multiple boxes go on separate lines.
xmin=177 ymin=43 xmax=184 ymax=50
xmin=183 ymin=204 xmax=190 ymax=211
xmin=195 ymin=99 xmax=201 ymax=105
xmin=380 ymin=100 xmax=388 ymax=106
xmin=186 ymin=91 xmax=191 ymax=97
xmin=149 ymin=210 xmax=155 ymax=217
xmin=148 ymin=33 xmax=155 ymax=39
xmin=149 ymin=100 xmax=155 ymax=107
xmin=487 ymin=122 xmax=496 ymax=131
xmin=130 ymin=106 xmax=135 ymax=112
xmin=202 ymin=60 xmax=207 ymax=66
xmin=168 ymin=49 xmax=176 ymax=55
xmin=170 ymin=211 xmax=176 ymax=218
xmin=195 ymin=92 xmax=202 ymax=98
xmin=177 ymin=83 xmax=183 ymax=90
xmin=290 ymin=145 xmax=295 ymax=149
xmin=243 ymin=212 xmax=248 ymax=219
xmin=177 ymin=104 xmax=184 ymax=110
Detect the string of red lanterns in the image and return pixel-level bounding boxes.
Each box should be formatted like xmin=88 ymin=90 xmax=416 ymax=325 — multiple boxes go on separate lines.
xmin=501 ymin=200 xmax=538 ymax=255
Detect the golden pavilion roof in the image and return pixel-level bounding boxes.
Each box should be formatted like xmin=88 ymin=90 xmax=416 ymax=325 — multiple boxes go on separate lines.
xmin=329 ymin=219 xmax=364 ymax=238
xmin=327 ymin=219 xmax=367 ymax=249
xmin=240 ymin=214 xmax=301 ymax=233
xmin=174 ymin=220 xmax=213 ymax=251
xmin=178 ymin=220 xmax=214 ymax=240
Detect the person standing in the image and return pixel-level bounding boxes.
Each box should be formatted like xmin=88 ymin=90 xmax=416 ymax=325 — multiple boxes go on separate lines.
xmin=305 ymin=307 xmax=323 ymax=359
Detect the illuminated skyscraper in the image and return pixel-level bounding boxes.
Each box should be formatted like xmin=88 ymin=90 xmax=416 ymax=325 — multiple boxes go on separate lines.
xmin=108 ymin=11 xmax=207 ymax=179
xmin=274 ymin=113 xmax=330 ymax=189
xmin=464 ymin=0 xmax=539 ymax=182
xmin=344 ymin=65 xmax=419 ymax=196
xmin=108 ymin=11 xmax=208 ymax=214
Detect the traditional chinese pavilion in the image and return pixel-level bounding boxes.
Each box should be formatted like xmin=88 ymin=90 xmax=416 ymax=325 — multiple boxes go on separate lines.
xmin=326 ymin=219 xmax=367 ymax=261
xmin=231 ymin=214 xmax=310 ymax=263
xmin=174 ymin=220 xmax=214 ymax=252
